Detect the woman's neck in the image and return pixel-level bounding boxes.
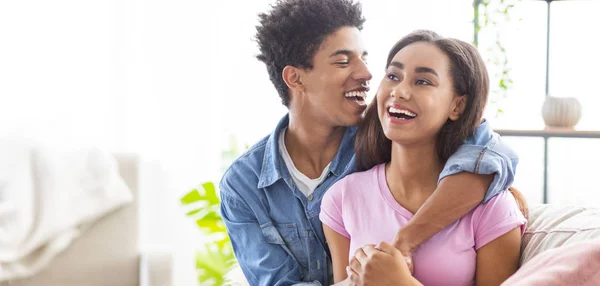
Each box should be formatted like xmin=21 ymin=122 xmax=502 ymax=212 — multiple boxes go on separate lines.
xmin=386 ymin=140 xmax=443 ymax=214
xmin=285 ymin=112 xmax=346 ymax=179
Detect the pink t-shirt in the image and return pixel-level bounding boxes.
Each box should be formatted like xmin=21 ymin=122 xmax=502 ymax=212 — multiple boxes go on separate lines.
xmin=320 ymin=164 xmax=527 ymax=286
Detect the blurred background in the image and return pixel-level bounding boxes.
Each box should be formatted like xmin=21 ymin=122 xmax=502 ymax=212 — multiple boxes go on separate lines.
xmin=1 ymin=0 xmax=599 ymax=285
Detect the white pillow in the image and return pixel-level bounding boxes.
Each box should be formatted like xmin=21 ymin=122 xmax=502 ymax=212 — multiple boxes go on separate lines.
xmin=521 ymin=204 xmax=600 ymax=265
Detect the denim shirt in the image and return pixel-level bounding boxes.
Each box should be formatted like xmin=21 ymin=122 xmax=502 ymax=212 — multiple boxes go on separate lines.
xmin=219 ymin=115 xmax=518 ymax=286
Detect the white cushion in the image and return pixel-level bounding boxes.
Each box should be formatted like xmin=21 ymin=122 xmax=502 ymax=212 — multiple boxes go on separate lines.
xmin=521 ymin=204 xmax=600 ymax=265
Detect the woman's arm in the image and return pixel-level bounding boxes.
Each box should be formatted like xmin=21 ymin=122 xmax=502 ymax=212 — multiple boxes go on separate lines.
xmin=323 ymin=224 xmax=351 ymax=283
xmin=475 ymin=227 xmax=522 ymax=285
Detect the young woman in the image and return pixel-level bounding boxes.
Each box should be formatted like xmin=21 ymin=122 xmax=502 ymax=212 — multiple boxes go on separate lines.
xmin=320 ymin=30 xmax=527 ymax=286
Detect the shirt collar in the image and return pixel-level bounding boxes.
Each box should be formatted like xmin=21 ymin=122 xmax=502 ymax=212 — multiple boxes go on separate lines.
xmin=257 ymin=114 xmax=289 ymax=189
xmin=257 ymin=114 xmax=357 ymax=189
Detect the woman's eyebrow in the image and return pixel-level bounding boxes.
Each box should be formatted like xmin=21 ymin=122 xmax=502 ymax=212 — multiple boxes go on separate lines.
xmin=415 ymin=66 xmax=438 ymax=77
xmin=388 ymin=62 xmax=438 ymax=78
xmin=388 ymin=61 xmax=403 ymax=69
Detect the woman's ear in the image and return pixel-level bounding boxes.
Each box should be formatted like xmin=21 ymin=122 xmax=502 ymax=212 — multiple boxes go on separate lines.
xmin=282 ymin=66 xmax=304 ymax=93
xmin=449 ymin=95 xmax=467 ymax=121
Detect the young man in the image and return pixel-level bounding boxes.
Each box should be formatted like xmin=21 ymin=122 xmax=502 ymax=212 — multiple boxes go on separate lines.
xmin=219 ymin=0 xmax=519 ymax=285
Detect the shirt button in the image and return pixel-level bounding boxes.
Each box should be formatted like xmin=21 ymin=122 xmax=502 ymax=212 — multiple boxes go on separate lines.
xmin=307 ymin=194 xmax=313 ymax=201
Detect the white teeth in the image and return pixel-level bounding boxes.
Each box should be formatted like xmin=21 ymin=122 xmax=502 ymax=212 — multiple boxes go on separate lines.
xmin=388 ymin=107 xmax=416 ymax=117
xmin=344 ymin=91 xmax=367 ymax=99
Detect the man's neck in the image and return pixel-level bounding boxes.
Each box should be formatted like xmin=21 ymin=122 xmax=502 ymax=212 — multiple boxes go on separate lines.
xmin=386 ymin=140 xmax=442 ymax=213
xmin=285 ymin=113 xmax=346 ymax=179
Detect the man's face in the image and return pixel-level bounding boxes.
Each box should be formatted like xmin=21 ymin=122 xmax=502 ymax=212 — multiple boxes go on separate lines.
xmin=299 ymin=26 xmax=372 ymax=127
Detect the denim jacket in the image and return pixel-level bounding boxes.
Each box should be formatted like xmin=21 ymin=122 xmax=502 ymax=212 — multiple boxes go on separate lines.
xmin=219 ymin=115 xmax=518 ymax=286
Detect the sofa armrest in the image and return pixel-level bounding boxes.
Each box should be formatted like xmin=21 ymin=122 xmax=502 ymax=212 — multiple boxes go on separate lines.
xmin=140 ymin=251 xmax=173 ymax=286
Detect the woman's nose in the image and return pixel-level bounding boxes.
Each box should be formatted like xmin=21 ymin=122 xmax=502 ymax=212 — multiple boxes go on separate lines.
xmin=390 ymin=84 xmax=410 ymax=100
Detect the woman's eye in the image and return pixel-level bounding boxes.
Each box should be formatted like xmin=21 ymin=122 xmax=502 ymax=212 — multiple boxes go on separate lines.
xmin=386 ymin=73 xmax=398 ymax=81
xmin=416 ymin=79 xmax=431 ymax=85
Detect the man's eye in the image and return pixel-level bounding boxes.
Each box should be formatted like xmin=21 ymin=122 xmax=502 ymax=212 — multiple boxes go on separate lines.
xmin=336 ymin=61 xmax=350 ymax=65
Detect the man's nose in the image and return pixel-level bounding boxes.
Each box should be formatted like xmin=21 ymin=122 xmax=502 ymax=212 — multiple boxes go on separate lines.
xmin=352 ymin=59 xmax=372 ymax=82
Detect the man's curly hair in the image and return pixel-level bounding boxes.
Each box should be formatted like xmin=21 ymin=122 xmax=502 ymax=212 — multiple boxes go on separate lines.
xmin=255 ymin=0 xmax=365 ymax=107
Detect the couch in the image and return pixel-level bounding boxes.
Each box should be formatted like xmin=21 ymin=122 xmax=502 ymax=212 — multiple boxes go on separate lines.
xmin=1 ymin=154 xmax=172 ymax=286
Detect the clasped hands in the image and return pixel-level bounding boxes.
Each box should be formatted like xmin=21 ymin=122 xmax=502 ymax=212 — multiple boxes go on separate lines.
xmin=341 ymin=236 xmax=421 ymax=286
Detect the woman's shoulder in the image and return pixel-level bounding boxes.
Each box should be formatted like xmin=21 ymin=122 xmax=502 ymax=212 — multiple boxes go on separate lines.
xmin=469 ymin=190 xmax=527 ymax=243
xmin=473 ymin=190 xmax=521 ymax=215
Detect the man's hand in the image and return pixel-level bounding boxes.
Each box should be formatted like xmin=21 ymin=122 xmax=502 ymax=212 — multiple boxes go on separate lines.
xmin=392 ymin=230 xmax=416 ymax=274
xmin=347 ymin=242 xmax=421 ymax=286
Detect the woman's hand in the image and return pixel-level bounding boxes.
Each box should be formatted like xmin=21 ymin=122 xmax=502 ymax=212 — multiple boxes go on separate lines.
xmin=347 ymin=242 xmax=422 ymax=286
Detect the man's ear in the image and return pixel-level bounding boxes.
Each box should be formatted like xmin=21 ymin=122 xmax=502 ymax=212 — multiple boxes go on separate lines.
xmin=449 ymin=95 xmax=467 ymax=121
xmin=282 ymin=66 xmax=305 ymax=93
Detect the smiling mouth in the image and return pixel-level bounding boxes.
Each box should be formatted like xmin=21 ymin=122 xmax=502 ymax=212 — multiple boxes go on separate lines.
xmin=344 ymin=90 xmax=367 ymax=103
xmin=388 ymin=106 xmax=417 ymax=120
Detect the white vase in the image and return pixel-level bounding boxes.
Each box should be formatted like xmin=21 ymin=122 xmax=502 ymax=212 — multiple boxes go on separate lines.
xmin=541 ymin=96 xmax=582 ymax=128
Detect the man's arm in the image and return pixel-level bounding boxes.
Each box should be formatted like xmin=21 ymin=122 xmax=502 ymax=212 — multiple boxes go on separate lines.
xmin=220 ymin=180 xmax=321 ymax=286
xmin=393 ymin=122 xmax=518 ymax=257
xmin=393 ymin=172 xmax=493 ymax=257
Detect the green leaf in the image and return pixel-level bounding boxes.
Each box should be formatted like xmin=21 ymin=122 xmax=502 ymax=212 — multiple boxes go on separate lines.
xmin=181 ymin=182 xmax=220 ymax=206
xmin=194 ymin=209 xmax=227 ymax=236
xmin=186 ymin=209 xmax=202 ymax=216
xmin=200 ymin=182 xmax=220 ymax=206
xmin=196 ymin=242 xmax=236 ymax=285
xmin=189 ymin=205 xmax=220 ymax=220
xmin=195 ymin=210 xmax=220 ymax=224
xmin=215 ymin=237 xmax=231 ymax=250
xmin=181 ymin=189 xmax=202 ymax=205
xmin=196 ymin=217 xmax=227 ymax=234
xmin=181 ymin=181 xmax=237 ymax=284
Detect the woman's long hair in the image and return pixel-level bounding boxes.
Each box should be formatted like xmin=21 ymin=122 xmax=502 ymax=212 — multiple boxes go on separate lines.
xmin=355 ymin=30 xmax=527 ymax=218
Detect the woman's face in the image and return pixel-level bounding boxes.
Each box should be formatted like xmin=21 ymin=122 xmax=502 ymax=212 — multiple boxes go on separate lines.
xmin=376 ymin=41 xmax=463 ymax=145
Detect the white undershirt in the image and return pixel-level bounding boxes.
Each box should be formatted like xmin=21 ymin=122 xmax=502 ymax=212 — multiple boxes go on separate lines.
xmin=278 ymin=128 xmax=331 ymax=198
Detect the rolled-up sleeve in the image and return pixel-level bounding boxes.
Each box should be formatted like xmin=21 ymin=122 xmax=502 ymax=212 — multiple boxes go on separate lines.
xmin=439 ymin=121 xmax=519 ymax=203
